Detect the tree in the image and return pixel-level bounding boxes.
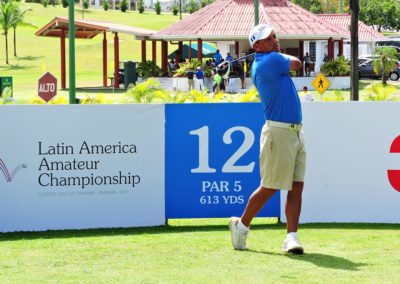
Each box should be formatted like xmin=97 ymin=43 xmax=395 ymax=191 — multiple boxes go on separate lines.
xmin=310 ymin=2 xmax=323 ymax=13
xmin=103 ymin=0 xmax=110 ymax=10
xmin=119 ymin=0 xmax=128 ymax=12
xmin=187 ymin=0 xmax=199 ymax=13
xmin=291 ymin=0 xmax=350 ymax=13
xmin=373 ymin=47 xmax=399 ymax=85
xmin=11 ymin=2 xmax=36 ymax=58
xmin=0 ymin=0 xmax=17 ymax=64
xmin=359 ymin=0 xmax=400 ymax=32
xmin=171 ymin=5 xmax=178 ymax=15
xmin=154 ymin=0 xmax=161 ymax=14
xmin=83 ymin=0 xmax=90 ymax=9
xmin=138 ymin=0 xmax=144 ymax=13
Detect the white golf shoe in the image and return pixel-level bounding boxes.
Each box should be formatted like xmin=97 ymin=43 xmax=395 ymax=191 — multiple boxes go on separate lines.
xmin=229 ymin=217 xmax=248 ymax=250
xmin=282 ymin=235 xmax=304 ymax=254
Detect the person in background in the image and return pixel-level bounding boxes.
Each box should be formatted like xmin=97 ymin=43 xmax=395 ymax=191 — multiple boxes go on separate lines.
xmin=195 ymin=67 xmax=205 ymax=91
xmin=300 ymin=86 xmax=314 ymax=102
xmin=226 ymin=52 xmax=234 ymax=61
xmin=187 ymin=67 xmax=194 ymax=92
xmin=169 ymin=59 xmax=177 ymax=71
xmin=214 ymin=50 xmax=222 ymax=65
xmin=303 ymin=52 xmax=312 ymax=77
xmin=239 ymin=62 xmax=246 ymax=89
xmin=323 ymin=53 xmax=329 ymax=64
xmin=213 ymin=70 xmax=222 ymax=94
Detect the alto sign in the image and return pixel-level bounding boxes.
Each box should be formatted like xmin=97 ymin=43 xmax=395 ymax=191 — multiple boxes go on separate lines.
xmin=38 ymin=72 xmax=57 ymax=103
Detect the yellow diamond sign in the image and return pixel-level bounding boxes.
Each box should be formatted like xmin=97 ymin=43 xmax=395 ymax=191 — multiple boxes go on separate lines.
xmin=312 ymin=73 xmax=331 ymax=95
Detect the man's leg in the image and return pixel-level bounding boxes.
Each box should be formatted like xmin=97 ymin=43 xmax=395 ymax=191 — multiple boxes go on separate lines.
xmin=240 ymin=186 xmax=277 ymax=227
xmin=229 ymin=186 xmax=277 ymax=250
xmin=285 ymin=181 xmax=304 ymax=233
xmin=282 ymin=181 xmax=304 ymax=254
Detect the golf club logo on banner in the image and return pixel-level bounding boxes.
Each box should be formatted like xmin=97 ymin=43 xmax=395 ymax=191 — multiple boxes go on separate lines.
xmin=0 ymin=158 xmax=27 ymax=183
xmin=388 ymin=135 xmax=400 ymax=193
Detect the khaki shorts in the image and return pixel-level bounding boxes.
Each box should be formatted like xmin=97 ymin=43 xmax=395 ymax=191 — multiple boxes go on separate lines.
xmin=259 ymin=120 xmax=306 ymax=191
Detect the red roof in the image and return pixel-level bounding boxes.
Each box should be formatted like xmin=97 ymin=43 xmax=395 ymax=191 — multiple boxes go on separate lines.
xmin=318 ymin=14 xmax=386 ymax=40
xmin=152 ymin=0 xmax=348 ymax=40
xmin=36 ymin=17 xmax=156 ymax=39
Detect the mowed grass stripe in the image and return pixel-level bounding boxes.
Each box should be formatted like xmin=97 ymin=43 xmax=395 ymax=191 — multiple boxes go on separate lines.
xmin=1 ymin=219 xmax=399 ymax=283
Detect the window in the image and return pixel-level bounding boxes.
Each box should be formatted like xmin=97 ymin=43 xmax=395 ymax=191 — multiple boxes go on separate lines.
xmin=309 ymin=42 xmax=316 ymax=62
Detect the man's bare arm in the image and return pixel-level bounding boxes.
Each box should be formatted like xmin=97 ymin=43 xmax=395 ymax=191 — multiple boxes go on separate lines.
xmin=283 ymin=54 xmax=303 ymax=71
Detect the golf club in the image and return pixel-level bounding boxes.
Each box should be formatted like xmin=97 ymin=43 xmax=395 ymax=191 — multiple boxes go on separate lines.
xmin=216 ymin=53 xmax=255 ymax=79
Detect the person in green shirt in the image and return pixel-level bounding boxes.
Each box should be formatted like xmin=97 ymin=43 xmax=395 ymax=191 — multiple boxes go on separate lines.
xmin=213 ymin=71 xmax=222 ymax=94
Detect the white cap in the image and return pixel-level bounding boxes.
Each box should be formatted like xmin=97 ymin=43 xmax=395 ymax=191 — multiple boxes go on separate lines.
xmin=249 ymin=24 xmax=273 ymax=48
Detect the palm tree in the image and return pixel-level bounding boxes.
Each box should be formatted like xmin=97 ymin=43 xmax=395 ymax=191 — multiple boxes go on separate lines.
xmin=11 ymin=2 xmax=36 ymax=57
xmin=0 ymin=0 xmax=17 ymax=64
xmin=373 ymin=47 xmax=399 ymax=85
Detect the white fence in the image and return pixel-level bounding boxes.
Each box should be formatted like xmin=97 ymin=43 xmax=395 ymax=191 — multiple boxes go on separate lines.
xmin=139 ymin=76 xmax=350 ymax=92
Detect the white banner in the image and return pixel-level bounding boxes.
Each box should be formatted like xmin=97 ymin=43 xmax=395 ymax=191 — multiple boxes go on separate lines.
xmin=0 ymin=104 xmax=165 ymax=232
xmin=281 ymin=102 xmax=400 ymax=223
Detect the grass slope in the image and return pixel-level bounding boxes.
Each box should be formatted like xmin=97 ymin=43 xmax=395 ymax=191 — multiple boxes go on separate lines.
xmin=0 ymin=4 xmax=180 ymax=103
xmin=0 ymin=218 xmax=400 ymax=283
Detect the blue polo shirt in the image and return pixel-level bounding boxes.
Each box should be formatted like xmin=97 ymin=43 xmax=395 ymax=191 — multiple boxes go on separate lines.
xmin=214 ymin=53 xmax=222 ymax=64
xmin=195 ymin=70 xmax=204 ymax=79
xmin=251 ymin=52 xmax=302 ymax=124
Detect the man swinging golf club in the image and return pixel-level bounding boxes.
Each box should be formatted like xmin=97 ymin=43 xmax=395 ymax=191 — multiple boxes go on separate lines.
xmin=229 ymin=24 xmax=306 ymax=254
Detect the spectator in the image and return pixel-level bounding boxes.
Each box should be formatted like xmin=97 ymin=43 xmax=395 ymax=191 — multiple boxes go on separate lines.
xmin=169 ymin=59 xmax=177 ymax=71
xmin=214 ymin=49 xmax=222 ymax=65
xmin=239 ymin=62 xmax=246 ymax=89
xmin=213 ymin=71 xmax=222 ymax=93
xmin=195 ymin=67 xmax=205 ymax=91
xmin=303 ymin=52 xmax=312 ymax=77
xmin=300 ymin=86 xmax=314 ymax=102
xmin=323 ymin=53 xmax=329 ymax=64
xmin=226 ymin=52 xmax=234 ymax=61
xmin=187 ymin=67 xmax=194 ymax=91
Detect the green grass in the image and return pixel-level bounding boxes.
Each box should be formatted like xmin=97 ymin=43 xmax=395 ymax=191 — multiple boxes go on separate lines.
xmin=1 ymin=218 xmax=399 ymax=283
xmin=0 ymin=3 xmax=181 ymax=103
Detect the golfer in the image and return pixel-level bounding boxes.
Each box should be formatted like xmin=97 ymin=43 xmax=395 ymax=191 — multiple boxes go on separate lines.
xmin=229 ymin=24 xmax=306 ymax=254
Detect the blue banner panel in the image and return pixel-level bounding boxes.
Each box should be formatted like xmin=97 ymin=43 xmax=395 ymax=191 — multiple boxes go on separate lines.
xmin=165 ymin=103 xmax=280 ymax=218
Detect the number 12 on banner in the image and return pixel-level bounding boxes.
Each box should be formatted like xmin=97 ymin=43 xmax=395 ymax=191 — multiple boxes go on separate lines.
xmin=189 ymin=126 xmax=255 ymax=173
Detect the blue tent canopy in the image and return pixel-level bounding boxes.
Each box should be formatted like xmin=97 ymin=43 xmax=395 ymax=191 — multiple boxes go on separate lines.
xmin=168 ymin=43 xmax=217 ymax=60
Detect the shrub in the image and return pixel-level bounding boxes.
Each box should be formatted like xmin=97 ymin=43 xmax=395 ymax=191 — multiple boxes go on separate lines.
xmin=0 ymin=87 xmax=14 ymax=105
xmin=172 ymin=5 xmax=178 ymax=15
xmin=136 ymin=61 xmax=163 ymax=78
xmin=138 ymin=0 xmax=144 ymax=13
xmin=125 ymin=78 xmax=164 ymax=103
xmin=154 ymin=1 xmax=161 ymax=14
xmin=83 ymin=0 xmax=89 ymax=9
xmin=119 ymin=0 xmax=128 ymax=12
xmin=103 ymin=0 xmax=109 ymax=10
xmin=43 ymin=0 xmax=48 ymax=7
xmin=61 ymin=0 xmax=68 ymax=8
xmin=81 ymin=94 xmax=112 ymax=104
xmin=320 ymin=56 xmax=350 ymax=76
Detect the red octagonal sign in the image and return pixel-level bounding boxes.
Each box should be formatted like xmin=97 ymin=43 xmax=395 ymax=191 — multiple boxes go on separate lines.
xmin=38 ymin=72 xmax=57 ymax=103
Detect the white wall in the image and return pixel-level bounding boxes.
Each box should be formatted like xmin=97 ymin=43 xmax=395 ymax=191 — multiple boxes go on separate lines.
xmin=281 ymin=102 xmax=400 ymax=223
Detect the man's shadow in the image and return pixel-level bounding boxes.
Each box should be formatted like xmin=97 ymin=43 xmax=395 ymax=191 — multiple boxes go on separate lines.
xmin=246 ymin=249 xmax=365 ymax=271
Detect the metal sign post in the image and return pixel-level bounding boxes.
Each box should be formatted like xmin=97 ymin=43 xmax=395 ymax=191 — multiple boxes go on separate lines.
xmin=69 ymin=0 xmax=76 ymax=104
